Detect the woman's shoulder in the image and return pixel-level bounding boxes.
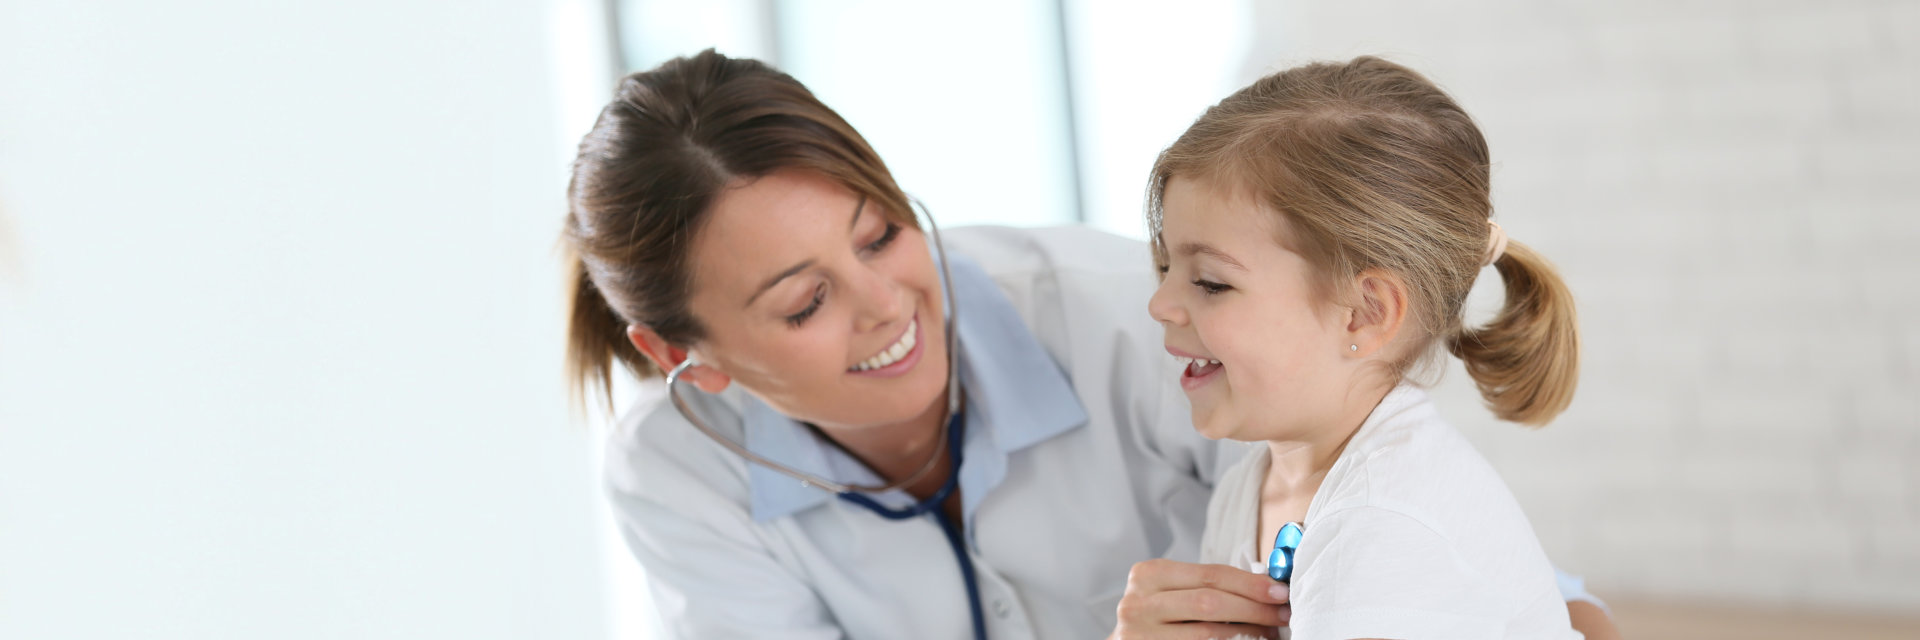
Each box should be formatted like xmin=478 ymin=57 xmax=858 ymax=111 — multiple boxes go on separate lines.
xmin=943 ymin=224 xmax=1152 ymax=277
xmin=602 ymin=386 xmax=753 ymax=516
xmin=942 ymin=225 xmax=1161 ymax=364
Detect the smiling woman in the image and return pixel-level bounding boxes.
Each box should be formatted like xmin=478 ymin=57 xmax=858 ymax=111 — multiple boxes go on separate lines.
xmin=561 ymin=49 xmax=1287 ymax=639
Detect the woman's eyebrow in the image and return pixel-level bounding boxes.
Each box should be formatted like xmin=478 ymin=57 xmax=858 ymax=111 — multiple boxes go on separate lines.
xmin=744 ymin=198 xmax=868 ymax=308
xmin=1177 ymin=241 xmax=1248 ymax=271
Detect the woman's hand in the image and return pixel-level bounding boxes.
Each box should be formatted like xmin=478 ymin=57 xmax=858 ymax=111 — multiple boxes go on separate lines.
xmin=1109 ymin=559 xmax=1291 ymax=640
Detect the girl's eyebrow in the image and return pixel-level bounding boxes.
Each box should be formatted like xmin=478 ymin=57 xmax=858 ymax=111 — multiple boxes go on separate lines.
xmin=1177 ymin=241 xmax=1249 ymax=272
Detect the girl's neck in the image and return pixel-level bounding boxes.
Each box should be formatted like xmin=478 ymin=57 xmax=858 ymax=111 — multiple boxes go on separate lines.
xmin=1262 ymin=382 xmax=1395 ymax=500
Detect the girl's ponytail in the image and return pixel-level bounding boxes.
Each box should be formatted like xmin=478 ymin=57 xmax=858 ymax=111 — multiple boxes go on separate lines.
xmin=1448 ymin=240 xmax=1580 ymax=426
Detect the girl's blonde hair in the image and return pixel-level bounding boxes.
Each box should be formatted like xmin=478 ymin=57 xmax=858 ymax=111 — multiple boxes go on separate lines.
xmin=1147 ymin=56 xmax=1579 ymax=426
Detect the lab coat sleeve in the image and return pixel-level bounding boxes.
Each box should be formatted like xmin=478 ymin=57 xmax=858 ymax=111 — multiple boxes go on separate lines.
xmin=607 ymin=483 xmax=846 ymax=640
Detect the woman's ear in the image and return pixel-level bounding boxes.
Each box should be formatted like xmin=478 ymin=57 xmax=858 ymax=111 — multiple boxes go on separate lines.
xmin=627 ymin=324 xmax=732 ymax=393
xmin=1344 ymin=268 xmax=1410 ymax=358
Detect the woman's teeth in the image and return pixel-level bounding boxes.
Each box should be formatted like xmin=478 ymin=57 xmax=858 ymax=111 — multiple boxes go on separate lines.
xmin=851 ymin=318 xmax=918 ymax=371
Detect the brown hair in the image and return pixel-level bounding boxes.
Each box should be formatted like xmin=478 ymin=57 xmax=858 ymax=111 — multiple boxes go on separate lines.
xmin=1147 ymin=56 xmax=1578 ymax=426
xmin=563 ymin=49 xmax=916 ymax=407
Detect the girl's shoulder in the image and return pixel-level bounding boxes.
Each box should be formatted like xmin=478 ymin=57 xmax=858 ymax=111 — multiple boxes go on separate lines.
xmin=1312 ymin=386 xmax=1516 ymax=531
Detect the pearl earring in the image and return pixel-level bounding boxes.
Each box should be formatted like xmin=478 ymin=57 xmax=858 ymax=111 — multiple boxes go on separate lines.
xmin=1350 ymin=344 xmax=1358 ymax=352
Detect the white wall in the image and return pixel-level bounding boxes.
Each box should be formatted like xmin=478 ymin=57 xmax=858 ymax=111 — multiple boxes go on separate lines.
xmin=0 ymin=2 xmax=610 ymax=638
xmin=1062 ymin=0 xmax=1252 ymax=238
xmin=1260 ymin=0 xmax=1920 ymax=612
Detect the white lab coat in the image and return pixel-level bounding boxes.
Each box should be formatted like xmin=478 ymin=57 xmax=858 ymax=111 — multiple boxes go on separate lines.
xmin=603 ymin=225 xmax=1236 ymax=639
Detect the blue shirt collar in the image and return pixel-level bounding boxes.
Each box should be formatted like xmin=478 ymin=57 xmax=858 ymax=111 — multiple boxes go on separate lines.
xmin=740 ymin=251 xmax=1089 ymax=522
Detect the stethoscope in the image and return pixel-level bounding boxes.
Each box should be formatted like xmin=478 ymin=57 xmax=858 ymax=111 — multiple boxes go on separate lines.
xmin=663 ymin=203 xmax=989 ymax=640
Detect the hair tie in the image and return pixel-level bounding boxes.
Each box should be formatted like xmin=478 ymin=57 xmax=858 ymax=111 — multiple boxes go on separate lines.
xmin=1483 ymin=221 xmax=1509 ymax=267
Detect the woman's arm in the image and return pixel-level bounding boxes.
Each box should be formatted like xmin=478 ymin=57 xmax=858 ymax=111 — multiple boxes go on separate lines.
xmin=1109 ymin=559 xmax=1290 ymax=640
xmin=1568 ymin=601 xmax=1622 ymax=640
xmin=1554 ymin=567 xmax=1621 ymax=639
xmin=609 ymin=489 xmax=846 ymax=639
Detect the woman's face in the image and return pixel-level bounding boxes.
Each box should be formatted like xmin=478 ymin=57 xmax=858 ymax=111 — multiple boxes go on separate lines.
xmin=1147 ymin=177 xmax=1353 ymax=442
xmin=681 ymin=170 xmax=948 ymax=431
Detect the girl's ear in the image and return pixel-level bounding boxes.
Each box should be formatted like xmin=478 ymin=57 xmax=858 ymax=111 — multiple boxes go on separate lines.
xmin=627 ymin=324 xmax=732 ymax=393
xmin=1344 ymin=268 xmax=1410 ymax=358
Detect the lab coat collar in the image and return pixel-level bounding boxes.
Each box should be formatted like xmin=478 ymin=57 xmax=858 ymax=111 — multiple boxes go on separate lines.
xmin=741 ymin=251 xmax=1089 ymax=522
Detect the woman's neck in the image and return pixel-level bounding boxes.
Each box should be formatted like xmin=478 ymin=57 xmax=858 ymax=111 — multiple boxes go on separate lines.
xmin=813 ymin=388 xmax=955 ymax=500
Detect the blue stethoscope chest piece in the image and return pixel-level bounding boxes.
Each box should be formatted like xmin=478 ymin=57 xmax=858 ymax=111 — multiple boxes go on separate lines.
xmin=1267 ymin=522 xmax=1303 ymax=582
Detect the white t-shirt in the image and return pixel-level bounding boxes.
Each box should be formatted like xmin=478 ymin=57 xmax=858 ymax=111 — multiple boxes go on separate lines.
xmin=1198 ymin=384 xmax=1581 ymax=640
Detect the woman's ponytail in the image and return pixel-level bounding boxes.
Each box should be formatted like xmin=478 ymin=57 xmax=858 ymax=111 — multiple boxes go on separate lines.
xmin=1448 ymin=240 xmax=1580 ymax=426
xmin=566 ymin=253 xmax=653 ymax=412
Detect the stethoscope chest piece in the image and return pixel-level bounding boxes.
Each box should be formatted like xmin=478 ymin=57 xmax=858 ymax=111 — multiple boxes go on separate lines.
xmin=1267 ymin=521 xmax=1303 ymax=583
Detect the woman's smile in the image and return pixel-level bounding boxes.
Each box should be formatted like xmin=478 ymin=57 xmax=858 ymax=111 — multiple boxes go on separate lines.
xmin=849 ymin=313 xmax=924 ymax=377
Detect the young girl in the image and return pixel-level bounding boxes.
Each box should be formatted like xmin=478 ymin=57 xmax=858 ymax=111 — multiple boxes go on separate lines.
xmin=1145 ymin=57 xmax=1583 ymax=639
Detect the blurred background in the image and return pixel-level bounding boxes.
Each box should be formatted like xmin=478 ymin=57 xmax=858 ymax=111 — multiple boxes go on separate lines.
xmin=1 ymin=1 xmax=1914 ymax=639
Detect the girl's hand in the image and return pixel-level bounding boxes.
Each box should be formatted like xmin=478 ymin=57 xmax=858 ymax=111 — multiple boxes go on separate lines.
xmin=1109 ymin=559 xmax=1291 ymax=640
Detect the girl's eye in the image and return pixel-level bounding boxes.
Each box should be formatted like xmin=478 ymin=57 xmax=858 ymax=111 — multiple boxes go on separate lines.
xmin=863 ymin=222 xmax=902 ymax=254
xmin=786 ymin=285 xmax=826 ymax=327
xmin=1193 ymin=279 xmax=1232 ymax=295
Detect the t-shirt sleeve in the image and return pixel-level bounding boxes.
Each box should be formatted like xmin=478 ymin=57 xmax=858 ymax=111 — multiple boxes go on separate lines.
xmin=1291 ymin=506 xmax=1505 ymax=640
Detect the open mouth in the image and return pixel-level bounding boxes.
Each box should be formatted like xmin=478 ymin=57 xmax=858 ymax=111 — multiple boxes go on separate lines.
xmin=1175 ymin=355 xmax=1223 ymax=390
xmin=848 ymin=315 xmax=922 ymax=377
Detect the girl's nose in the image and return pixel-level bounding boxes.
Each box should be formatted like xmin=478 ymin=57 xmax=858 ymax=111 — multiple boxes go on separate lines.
xmin=1148 ymin=277 xmax=1187 ymax=327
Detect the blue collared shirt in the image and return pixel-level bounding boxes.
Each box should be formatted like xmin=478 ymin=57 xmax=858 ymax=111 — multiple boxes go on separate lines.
xmin=740 ymin=251 xmax=1090 ymax=527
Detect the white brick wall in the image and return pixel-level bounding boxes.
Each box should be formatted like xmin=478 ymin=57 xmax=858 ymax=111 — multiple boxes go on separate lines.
xmin=1259 ymin=0 xmax=1920 ymax=613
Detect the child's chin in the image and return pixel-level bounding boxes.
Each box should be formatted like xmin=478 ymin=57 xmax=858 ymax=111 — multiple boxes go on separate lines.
xmin=1191 ymin=410 xmax=1239 ymax=441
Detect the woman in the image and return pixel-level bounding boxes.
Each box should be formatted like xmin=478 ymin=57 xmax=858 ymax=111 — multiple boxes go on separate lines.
xmin=564 ymin=49 xmax=1616 ymax=640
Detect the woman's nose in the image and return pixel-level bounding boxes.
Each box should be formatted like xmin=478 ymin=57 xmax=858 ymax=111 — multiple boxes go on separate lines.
xmin=852 ymin=264 xmax=905 ymax=332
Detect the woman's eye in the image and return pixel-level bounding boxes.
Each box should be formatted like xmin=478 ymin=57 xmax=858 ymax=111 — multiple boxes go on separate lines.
xmin=863 ymin=222 xmax=901 ymax=254
xmin=786 ymin=285 xmax=825 ymax=327
xmin=1192 ymin=279 xmax=1232 ymax=295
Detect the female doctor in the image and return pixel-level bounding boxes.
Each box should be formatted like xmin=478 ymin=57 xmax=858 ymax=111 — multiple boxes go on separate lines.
xmin=564 ymin=50 xmax=1618 ymax=640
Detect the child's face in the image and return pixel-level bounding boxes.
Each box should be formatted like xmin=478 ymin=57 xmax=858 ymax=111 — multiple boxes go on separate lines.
xmin=1148 ymin=177 xmax=1355 ymax=442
